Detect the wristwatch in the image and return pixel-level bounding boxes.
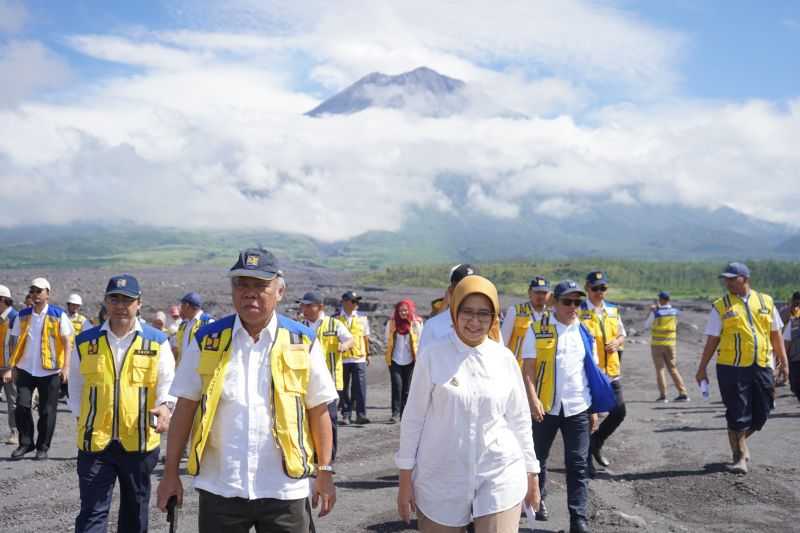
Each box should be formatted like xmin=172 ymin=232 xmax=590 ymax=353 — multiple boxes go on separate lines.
xmin=316 ymin=464 xmax=336 ymax=475
xmin=160 ymin=401 xmax=176 ymax=412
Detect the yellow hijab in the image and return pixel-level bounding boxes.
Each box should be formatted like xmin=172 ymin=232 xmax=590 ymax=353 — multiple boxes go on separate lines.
xmin=449 ymin=275 xmax=502 ymax=346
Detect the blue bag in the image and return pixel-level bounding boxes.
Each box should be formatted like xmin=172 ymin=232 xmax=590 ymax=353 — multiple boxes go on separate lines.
xmin=579 ymin=325 xmax=617 ymax=413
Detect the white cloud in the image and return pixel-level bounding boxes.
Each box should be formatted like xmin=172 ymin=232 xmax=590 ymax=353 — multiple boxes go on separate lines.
xmin=0 ymin=40 xmax=72 ymax=107
xmin=0 ymin=0 xmax=27 ymax=34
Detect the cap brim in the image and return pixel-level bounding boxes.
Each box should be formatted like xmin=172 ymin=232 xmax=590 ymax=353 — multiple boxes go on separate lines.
xmin=228 ymin=269 xmax=281 ymax=281
xmin=718 ymin=273 xmax=738 ymax=278
xmin=106 ymin=289 xmax=140 ymax=298
xmin=297 ymin=299 xmax=321 ymax=305
xmin=343 ymin=297 xmax=363 ymax=302
xmin=559 ymin=288 xmax=586 ymax=298
xmin=530 ymin=286 xmax=550 ymax=293
xmin=587 ymin=280 xmax=607 ymax=287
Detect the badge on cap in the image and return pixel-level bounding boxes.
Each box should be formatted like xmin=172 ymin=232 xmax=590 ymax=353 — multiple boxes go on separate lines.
xmin=595 ymin=273 xmax=603 ymax=280
xmin=246 ymin=254 xmax=259 ymax=267
xmin=117 ymin=278 xmax=127 ymax=287
xmin=569 ymin=281 xmax=577 ymax=288
xmin=538 ymin=279 xmax=545 ymax=286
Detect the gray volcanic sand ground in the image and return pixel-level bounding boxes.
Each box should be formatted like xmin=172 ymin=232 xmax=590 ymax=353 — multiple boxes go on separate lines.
xmin=0 ymin=265 xmax=798 ymax=532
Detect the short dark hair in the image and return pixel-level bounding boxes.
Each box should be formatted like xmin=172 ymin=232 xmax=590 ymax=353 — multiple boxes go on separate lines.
xmin=0 ymin=297 xmax=12 ymax=307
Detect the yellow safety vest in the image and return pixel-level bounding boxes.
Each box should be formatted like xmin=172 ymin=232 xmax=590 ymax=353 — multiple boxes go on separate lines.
xmin=75 ymin=324 xmax=165 ymax=453
xmin=188 ymin=314 xmax=317 ymax=479
xmin=532 ymin=314 xmax=558 ymax=413
xmin=10 ymin=306 xmax=67 ymax=370
xmin=175 ymin=313 xmax=213 ymax=366
xmin=337 ymin=313 xmax=367 ymax=360
xmin=384 ymin=319 xmax=420 ymax=366
xmin=579 ymin=303 xmax=621 ymax=378
xmin=71 ymin=313 xmax=89 ymax=338
xmin=713 ymin=291 xmax=774 ymax=368
xmin=651 ymin=307 xmax=679 ymax=347
xmin=316 ymin=316 xmax=343 ymax=390
xmin=0 ymin=313 xmax=14 ymax=367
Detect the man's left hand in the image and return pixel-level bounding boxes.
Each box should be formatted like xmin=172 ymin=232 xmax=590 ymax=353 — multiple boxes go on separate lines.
xmin=59 ymin=368 xmax=69 ymax=384
xmin=312 ymin=471 xmax=336 ymax=517
xmin=149 ymin=404 xmax=171 ymax=434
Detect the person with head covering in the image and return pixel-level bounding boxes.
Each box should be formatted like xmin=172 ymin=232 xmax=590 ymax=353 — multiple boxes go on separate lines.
xmin=642 ymin=291 xmax=689 ymax=402
xmin=4 ymin=277 xmax=73 ymax=460
xmin=157 ymin=248 xmax=338 ymax=532
xmin=396 ymin=276 xmax=540 ymax=533
xmin=418 ymin=264 xmax=482 ymax=351
xmin=152 ymin=311 xmax=168 ymax=333
xmin=174 ymin=292 xmax=214 ymax=367
xmin=696 ymin=262 xmax=788 ymax=474
xmin=502 ymin=276 xmax=551 ymax=366
xmin=385 ymin=299 xmax=423 ymax=423
xmin=0 ymin=285 xmax=19 ymax=445
xmin=336 ymin=290 xmax=371 ymax=425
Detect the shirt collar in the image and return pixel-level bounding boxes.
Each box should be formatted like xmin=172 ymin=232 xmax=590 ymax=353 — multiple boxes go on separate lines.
xmin=191 ymin=309 xmax=204 ymax=321
xmin=101 ymin=318 xmax=143 ymax=340
xmin=554 ymin=316 xmax=580 ymax=331
xmin=657 ymin=304 xmax=673 ymax=309
xmin=586 ymin=299 xmax=605 ymax=311
xmin=233 ymin=312 xmax=278 ymax=343
xmin=0 ymin=307 xmax=10 ymax=320
xmin=451 ymin=330 xmax=496 ymax=356
xmin=32 ymin=304 xmax=49 ymax=317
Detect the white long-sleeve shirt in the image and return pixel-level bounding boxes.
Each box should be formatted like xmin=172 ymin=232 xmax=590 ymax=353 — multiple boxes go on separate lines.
xmin=68 ymin=320 xmax=176 ymax=417
xmin=396 ymin=331 xmax=539 ymax=527
xmin=385 ymin=320 xmax=424 ymax=365
xmin=10 ymin=304 xmax=73 ymax=377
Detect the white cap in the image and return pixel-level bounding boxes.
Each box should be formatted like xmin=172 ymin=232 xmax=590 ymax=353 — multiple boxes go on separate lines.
xmin=67 ymin=293 xmax=83 ymax=306
xmin=31 ymin=277 xmax=51 ymax=291
xmin=0 ymin=285 xmax=10 ymax=299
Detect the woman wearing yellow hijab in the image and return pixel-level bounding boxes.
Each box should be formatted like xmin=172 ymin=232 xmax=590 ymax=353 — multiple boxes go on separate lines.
xmin=395 ymin=276 xmax=540 ymax=532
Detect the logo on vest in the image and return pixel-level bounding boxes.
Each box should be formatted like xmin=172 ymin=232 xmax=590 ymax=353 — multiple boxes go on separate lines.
xmin=134 ymin=349 xmax=157 ymax=356
xmin=203 ymin=335 xmax=221 ymax=351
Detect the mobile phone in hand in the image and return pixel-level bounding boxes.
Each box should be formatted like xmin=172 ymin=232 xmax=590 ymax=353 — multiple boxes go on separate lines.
xmin=149 ymin=413 xmax=159 ymax=429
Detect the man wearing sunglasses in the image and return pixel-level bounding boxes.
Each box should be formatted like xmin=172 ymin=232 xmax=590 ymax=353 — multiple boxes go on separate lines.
xmin=502 ymin=276 xmax=551 ymax=366
xmin=579 ymin=271 xmax=626 ymax=471
xmin=4 ymin=277 xmax=73 ymax=460
xmin=521 ymin=280 xmax=597 ymax=533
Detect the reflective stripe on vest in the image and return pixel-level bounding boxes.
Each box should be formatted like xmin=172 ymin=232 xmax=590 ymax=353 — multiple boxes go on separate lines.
xmin=384 ymin=319 xmax=420 ymax=366
xmin=188 ymin=315 xmax=317 ymax=479
xmin=317 ymin=316 xmax=343 ymax=390
xmin=713 ymin=291 xmax=774 ymax=368
xmin=75 ymin=324 xmax=164 ymax=453
xmin=651 ymin=307 xmax=679 ymax=347
xmin=532 ymin=313 xmax=558 ymax=412
xmin=506 ymin=303 xmax=532 ymax=366
xmin=579 ymin=304 xmax=621 ymax=378
xmin=10 ymin=306 xmax=67 ymax=370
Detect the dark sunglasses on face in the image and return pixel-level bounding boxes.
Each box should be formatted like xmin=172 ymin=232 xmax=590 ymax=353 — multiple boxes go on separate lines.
xmin=559 ymin=298 xmax=584 ymax=307
xmin=590 ymin=286 xmax=608 ymax=292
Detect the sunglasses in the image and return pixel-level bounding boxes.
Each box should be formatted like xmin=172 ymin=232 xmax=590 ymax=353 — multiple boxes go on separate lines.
xmin=559 ymin=298 xmax=584 ymax=307
xmin=590 ymin=286 xmax=608 ymax=292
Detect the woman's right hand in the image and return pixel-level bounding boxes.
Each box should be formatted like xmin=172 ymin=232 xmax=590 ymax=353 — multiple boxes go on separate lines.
xmin=397 ymin=474 xmax=416 ymax=524
xmin=531 ymin=397 xmax=545 ymax=422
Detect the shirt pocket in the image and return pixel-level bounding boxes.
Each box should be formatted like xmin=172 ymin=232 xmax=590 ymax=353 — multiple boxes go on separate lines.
xmin=130 ymin=355 xmax=158 ymax=384
xmin=79 ymin=354 xmax=106 ymax=384
xmin=280 ymin=346 xmax=310 ymax=393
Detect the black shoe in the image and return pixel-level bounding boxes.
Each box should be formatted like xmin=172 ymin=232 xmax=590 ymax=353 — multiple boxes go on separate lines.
xmin=11 ymin=445 xmax=34 ymax=459
xmin=35 ymin=450 xmax=48 ymax=461
xmin=570 ymin=517 xmax=591 ymax=533
xmin=388 ymin=415 xmax=398 ymax=424
xmin=655 ymin=395 xmax=669 ymax=403
xmin=355 ymin=416 xmax=371 ymax=425
xmin=673 ymin=394 xmax=690 ymax=402
xmin=338 ymin=417 xmax=349 ymax=426
xmin=590 ymin=435 xmax=610 ymax=467
xmin=535 ymin=500 xmax=549 ymax=521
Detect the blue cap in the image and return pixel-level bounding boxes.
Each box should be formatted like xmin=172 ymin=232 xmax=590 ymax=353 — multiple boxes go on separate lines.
xmin=341 ymin=290 xmax=362 ymax=302
xmin=586 ymin=271 xmax=608 ymax=288
xmin=297 ymin=291 xmax=322 ymax=305
xmin=529 ymin=276 xmax=550 ymax=292
xmin=449 ymin=264 xmax=478 ymax=285
xmin=105 ymin=274 xmax=141 ymax=298
xmin=228 ymin=247 xmax=282 ymax=281
xmin=719 ymin=262 xmax=750 ymax=279
xmin=181 ymin=292 xmax=203 ymax=308
xmin=554 ymin=280 xmax=586 ymax=299
xmin=658 ymin=291 xmax=671 ymax=300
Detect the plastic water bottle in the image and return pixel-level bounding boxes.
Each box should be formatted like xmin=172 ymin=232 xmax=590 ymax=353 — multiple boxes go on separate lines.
xmin=699 ymin=379 xmax=710 ymax=400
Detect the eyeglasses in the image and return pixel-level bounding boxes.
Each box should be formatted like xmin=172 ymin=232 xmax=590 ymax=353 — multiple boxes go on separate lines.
xmin=232 ymin=278 xmax=273 ymax=293
xmin=590 ymin=286 xmax=608 ymax=292
xmin=107 ymin=294 xmax=138 ymax=306
xmin=559 ymin=298 xmax=584 ymax=307
xmin=458 ymin=308 xmax=494 ymax=323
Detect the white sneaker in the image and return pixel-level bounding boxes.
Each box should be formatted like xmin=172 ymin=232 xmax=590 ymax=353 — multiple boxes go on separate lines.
xmin=5 ymin=429 xmax=18 ymax=445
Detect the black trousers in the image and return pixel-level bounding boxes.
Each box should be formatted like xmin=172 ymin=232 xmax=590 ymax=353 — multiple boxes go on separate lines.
xmin=389 ymin=361 xmax=414 ymax=417
xmin=533 ymin=408 xmax=591 ymax=521
xmin=328 ymin=399 xmax=338 ymax=462
xmin=75 ymin=441 xmax=160 ymax=533
xmin=789 ymin=361 xmax=800 ymax=402
xmin=717 ymin=364 xmax=774 ymax=431
xmin=594 ymin=379 xmax=626 ymax=445
xmin=198 ymin=489 xmax=313 ymax=533
xmin=14 ymin=368 xmax=60 ymax=451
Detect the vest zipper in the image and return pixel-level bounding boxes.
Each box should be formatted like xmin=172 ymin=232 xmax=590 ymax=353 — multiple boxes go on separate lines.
xmin=111 ymin=332 xmax=139 ymax=441
xmin=742 ymin=296 xmax=759 ymax=366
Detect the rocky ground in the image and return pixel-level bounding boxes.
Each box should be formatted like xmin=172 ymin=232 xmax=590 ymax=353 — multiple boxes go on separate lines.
xmin=0 ymin=265 xmax=798 ymax=532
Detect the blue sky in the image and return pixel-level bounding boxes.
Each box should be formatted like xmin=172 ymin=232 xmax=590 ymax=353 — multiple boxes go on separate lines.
xmin=1 ymin=1 xmax=799 ymax=235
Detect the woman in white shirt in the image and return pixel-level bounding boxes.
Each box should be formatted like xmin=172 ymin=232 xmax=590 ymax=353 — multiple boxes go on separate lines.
xmin=396 ymin=275 xmax=540 ymax=533
xmin=385 ymin=300 xmax=423 ymax=423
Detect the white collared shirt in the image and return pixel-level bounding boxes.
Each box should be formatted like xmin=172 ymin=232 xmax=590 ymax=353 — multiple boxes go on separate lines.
xmin=385 ymin=320 xmax=424 ymax=365
xmin=585 ymin=299 xmax=627 ymax=337
xmin=303 ymin=312 xmax=353 ymax=344
xmin=417 ymin=308 xmax=453 ymax=351
xmin=180 ymin=309 xmax=209 ymax=355
xmin=396 ymin=331 xmax=539 ymax=527
xmin=68 ymin=320 xmax=176 ymax=418
xmin=522 ymin=318 xmax=595 ymax=417
xmin=170 ymin=313 xmax=338 ymax=500
xmin=501 ymin=303 xmax=546 ymax=358
xmin=10 ymin=304 xmax=73 ymax=377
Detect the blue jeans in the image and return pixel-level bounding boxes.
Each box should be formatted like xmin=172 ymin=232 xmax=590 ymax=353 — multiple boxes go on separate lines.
xmin=341 ymin=362 xmax=367 ymax=418
xmin=75 ymin=441 xmax=160 ymax=533
xmin=532 ymin=408 xmax=591 ymax=521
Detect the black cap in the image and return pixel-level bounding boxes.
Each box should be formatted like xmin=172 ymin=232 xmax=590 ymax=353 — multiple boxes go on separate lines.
xmin=554 ymin=280 xmax=586 ymax=299
xmin=449 ymin=264 xmax=478 ymax=285
xmin=586 ymin=271 xmax=608 ymax=288
xmin=228 ymin=247 xmax=282 ymax=281
xmin=341 ymin=291 xmax=362 ymax=302
xmin=297 ymin=292 xmax=323 ymax=305
xmin=529 ymin=276 xmax=550 ymax=292
xmin=792 ymin=291 xmax=800 ymax=301
xmin=105 ymin=274 xmax=141 ymax=298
